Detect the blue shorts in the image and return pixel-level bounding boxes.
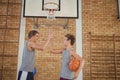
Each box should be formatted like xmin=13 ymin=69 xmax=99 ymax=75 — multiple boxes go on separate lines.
xmin=60 ymin=77 xmax=72 ymax=80
xmin=18 ymin=71 xmax=34 ymax=80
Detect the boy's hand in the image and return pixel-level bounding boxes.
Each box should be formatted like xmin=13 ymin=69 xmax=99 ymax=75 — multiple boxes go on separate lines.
xmin=50 ymin=49 xmax=54 ymax=53
xmin=73 ymin=72 xmax=79 ymax=80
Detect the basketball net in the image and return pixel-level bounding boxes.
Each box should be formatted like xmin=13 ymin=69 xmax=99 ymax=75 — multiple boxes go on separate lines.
xmin=44 ymin=2 xmax=59 ymax=20
xmin=47 ymin=9 xmax=56 ymax=19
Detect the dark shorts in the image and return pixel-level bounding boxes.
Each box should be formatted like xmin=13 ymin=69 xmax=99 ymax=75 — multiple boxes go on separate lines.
xmin=18 ymin=71 xmax=34 ymax=80
xmin=60 ymin=77 xmax=72 ymax=80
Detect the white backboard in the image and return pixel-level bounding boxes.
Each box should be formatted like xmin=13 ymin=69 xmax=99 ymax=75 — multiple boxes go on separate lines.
xmin=23 ymin=0 xmax=79 ymax=18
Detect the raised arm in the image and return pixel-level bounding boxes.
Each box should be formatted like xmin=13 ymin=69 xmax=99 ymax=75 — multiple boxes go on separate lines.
xmin=28 ymin=42 xmax=45 ymax=50
xmin=42 ymin=31 xmax=53 ymax=50
xmin=29 ymin=31 xmax=53 ymax=51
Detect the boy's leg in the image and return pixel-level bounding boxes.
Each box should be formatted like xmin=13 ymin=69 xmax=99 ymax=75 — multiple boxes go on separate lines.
xmin=60 ymin=77 xmax=66 ymax=80
xmin=26 ymin=72 xmax=34 ymax=80
xmin=17 ymin=71 xmax=22 ymax=80
xmin=18 ymin=71 xmax=28 ymax=80
xmin=60 ymin=77 xmax=72 ymax=80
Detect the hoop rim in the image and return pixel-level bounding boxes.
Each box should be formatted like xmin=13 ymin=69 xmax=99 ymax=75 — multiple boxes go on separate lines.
xmin=44 ymin=2 xmax=59 ymax=11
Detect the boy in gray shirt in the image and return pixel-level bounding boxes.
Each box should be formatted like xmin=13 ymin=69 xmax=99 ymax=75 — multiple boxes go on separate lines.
xmin=51 ymin=34 xmax=84 ymax=80
xmin=18 ymin=30 xmax=53 ymax=80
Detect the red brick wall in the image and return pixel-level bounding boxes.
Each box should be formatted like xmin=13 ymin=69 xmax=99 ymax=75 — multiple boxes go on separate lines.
xmin=1 ymin=0 xmax=120 ymax=80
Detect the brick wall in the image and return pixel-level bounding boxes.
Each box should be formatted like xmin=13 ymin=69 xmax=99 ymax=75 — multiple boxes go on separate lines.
xmin=0 ymin=0 xmax=120 ymax=80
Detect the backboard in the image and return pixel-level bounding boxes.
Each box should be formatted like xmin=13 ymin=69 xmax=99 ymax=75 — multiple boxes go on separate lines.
xmin=23 ymin=0 xmax=79 ymax=18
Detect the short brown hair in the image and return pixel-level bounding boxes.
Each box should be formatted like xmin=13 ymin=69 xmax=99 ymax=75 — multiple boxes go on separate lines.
xmin=28 ymin=30 xmax=39 ymax=39
xmin=65 ymin=34 xmax=75 ymax=45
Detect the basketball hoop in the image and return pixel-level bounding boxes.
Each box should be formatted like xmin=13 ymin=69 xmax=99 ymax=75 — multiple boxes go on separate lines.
xmin=44 ymin=2 xmax=59 ymax=19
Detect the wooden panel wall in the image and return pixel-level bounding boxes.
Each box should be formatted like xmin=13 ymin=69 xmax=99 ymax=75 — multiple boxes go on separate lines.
xmin=89 ymin=33 xmax=120 ymax=80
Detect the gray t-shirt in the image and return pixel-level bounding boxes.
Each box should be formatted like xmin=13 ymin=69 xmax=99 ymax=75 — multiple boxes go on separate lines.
xmin=20 ymin=42 xmax=35 ymax=72
xmin=60 ymin=49 xmax=74 ymax=79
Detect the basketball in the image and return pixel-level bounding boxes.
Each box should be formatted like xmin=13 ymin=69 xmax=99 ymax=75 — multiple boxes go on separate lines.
xmin=68 ymin=55 xmax=80 ymax=72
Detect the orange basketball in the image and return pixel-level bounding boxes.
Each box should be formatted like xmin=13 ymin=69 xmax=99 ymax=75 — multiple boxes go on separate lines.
xmin=68 ymin=55 xmax=80 ymax=72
